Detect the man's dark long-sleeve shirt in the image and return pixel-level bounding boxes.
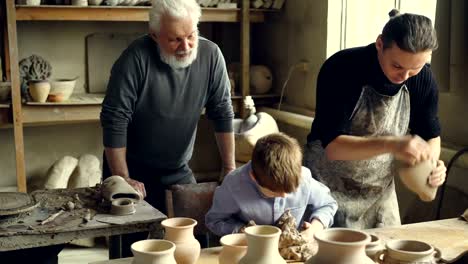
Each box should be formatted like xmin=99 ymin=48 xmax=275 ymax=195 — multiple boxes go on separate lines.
xmin=101 ymin=35 xmax=234 ymax=169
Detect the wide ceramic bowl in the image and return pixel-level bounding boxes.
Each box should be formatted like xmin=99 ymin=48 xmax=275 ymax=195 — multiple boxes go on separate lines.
xmin=49 ymin=77 xmax=77 ymax=102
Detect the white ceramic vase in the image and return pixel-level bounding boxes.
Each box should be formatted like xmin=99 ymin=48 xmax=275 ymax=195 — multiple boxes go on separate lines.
xmin=239 ymin=225 xmax=286 ymax=264
xmin=161 ymin=217 xmax=201 ymax=264
xmin=219 ymin=233 xmax=248 ymax=264
xmin=131 ymin=239 xmax=176 ymax=264
xmin=28 ymin=80 xmax=50 ymax=103
xmin=306 ymin=228 xmax=375 ymax=264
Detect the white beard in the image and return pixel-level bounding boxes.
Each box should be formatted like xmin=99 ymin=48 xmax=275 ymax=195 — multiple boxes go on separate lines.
xmin=160 ymin=40 xmax=198 ymax=69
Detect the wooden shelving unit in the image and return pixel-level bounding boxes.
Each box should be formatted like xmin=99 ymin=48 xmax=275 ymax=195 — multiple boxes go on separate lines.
xmin=15 ymin=5 xmax=268 ymax=23
xmin=2 ymin=1 xmax=276 ymax=192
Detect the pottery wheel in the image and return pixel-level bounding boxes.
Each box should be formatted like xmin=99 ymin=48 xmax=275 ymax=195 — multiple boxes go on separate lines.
xmin=0 ymin=192 xmax=39 ymax=216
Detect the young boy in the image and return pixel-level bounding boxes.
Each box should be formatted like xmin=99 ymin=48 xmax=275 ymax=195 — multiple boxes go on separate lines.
xmin=205 ymin=132 xmax=338 ymax=241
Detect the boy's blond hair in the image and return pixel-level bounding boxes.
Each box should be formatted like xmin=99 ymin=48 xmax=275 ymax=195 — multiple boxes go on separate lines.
xmin=251 ymin=132 xmax=302 ymax=193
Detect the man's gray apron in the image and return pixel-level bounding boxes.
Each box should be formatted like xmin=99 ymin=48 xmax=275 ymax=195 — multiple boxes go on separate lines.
xmin=304 ymin=85 xmax=410 ymax=229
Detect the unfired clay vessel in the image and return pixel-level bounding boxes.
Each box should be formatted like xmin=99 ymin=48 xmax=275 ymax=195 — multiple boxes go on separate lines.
xmin=239 ymin=225 xmax=286 ymax=264
xmin=249 ymin=65 xmax=273 ymax=94
xmin=110 ymin=198 xmax=135 ymax=215
xmin=397 ymin=159 xmax=438 ymax=201
xmin=131 ymin=239 xmax=176 ymax=264
xmin=101 ymin=175 xmax=142 ymax=203
xmin=28 ymin=80 xmax=50 ymax=103
xmin=306 ymin=228 xmax=374 ymax=264
xmin=376 ymin=239 xmax=440 ymax=264
xmin=365 ymin=234 xmax=384 ymax=259
xmin=161 ymin=217 xmax=200 ymax=264
xmin=219 ymin=233 xmax=248 ymax=264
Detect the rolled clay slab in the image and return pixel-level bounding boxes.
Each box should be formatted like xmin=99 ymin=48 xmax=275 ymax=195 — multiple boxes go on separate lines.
xmin=101 ymin=175 xmax=142 ymax=203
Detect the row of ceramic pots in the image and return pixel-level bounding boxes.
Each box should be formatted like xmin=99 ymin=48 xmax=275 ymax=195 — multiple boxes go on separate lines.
xmin=132 ymin=217 xmax=440 ymax=264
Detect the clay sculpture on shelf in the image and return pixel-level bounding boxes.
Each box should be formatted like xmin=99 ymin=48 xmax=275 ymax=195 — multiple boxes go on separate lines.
xmin=19 ymin=54 xmax=52 ymax=98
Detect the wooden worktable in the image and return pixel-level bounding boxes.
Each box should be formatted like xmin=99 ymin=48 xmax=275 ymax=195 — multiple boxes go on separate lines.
xmin=92 ymin=217 xmax=467 ymax=264
xmin=366 ymin=217 xmax=468 ymax=262
xmin=0 ymin=188 xmax=166 ymax=253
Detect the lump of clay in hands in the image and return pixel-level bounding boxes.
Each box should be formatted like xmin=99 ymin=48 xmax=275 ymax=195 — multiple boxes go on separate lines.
xmin=276 ymin=210 xmax=315 ymax=261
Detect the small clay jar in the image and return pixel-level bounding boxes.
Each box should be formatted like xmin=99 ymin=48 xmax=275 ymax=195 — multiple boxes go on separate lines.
xmin=375 ymin=239 xmax=441 ymax=264
xmin=239 ymin=225 xmax=286 ymax=264
xmin=161 ymin=217 xmax=201 ymax=264
xmin=219 ymin=233 xmax=248 ymax=264
xmin=397 ymin=159 xmax=438 ymax=201
xmin=28 ymin=80 xmax=50 ymax=103
xmin=366 ymin=234 xmax=384 ymax=259
xmin=131 ymin=239 xmax=177 ymax=264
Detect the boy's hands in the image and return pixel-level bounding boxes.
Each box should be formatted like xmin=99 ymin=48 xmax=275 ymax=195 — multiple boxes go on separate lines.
xmin=300 ymin=218 xmax=324 ymax=242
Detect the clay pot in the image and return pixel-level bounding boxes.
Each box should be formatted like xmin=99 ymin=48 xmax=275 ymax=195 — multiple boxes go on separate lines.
xmin=110 ymin=198 xmax=135 ymax=215
xmin=131 ymin=239 xmax=177 ymax=264
xmin=88 ymin=0 xmax=104 ymax=5
xmin=219 ymin=233 xmax=248 ymax=264
xmin=376 ymin=239 xmax=440 ymax=264
xmin=366 ymin=234 xmax=384 ymax=259
xmin=239 ymin=225 xmax=286 ymax=264
xmin=306 ymin=228 xmax=374 ymax=264
xmin=161 ymin=217 xmax=200 ymax=264
xmin=250 ymin=65 xmax=273 ymax=94
xmin=28 ymin=80 xmax=50 ymax=103
xmin=101 ymin=175 xmax=142 ymax=203
xmin=397 ymin=159 xmax=438 ymax=201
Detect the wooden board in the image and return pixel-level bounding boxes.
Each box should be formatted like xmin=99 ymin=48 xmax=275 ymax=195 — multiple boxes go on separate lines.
xmin=25 ymin=93 xmax=104 ymax=105
xmin=90 ymin=248 xmax=303 ymax=264
xmin=86 ymin=33 xmax=142 ymax=93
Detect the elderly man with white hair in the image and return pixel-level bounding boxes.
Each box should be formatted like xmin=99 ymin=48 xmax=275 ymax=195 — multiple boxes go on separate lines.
xmin=100 ymin=0 xmax=235 ymax=255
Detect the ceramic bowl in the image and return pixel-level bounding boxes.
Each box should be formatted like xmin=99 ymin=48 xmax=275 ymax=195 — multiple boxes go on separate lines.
xmin=0 ymin=82 xmax=10 ymax=102
xmin=131 ymin=239 xmax=177 ymax=264
xmin=49 ymin=77 xmax=77 ymax=102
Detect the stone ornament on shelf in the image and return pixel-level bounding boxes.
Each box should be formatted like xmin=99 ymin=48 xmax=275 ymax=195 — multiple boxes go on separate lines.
xmin=131 ymin=239 xmax=177 ymax=264
xmin=19 ymin=54 xmax=52 ymax=98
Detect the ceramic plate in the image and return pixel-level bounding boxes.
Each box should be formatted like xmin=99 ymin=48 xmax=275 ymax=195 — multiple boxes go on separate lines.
xmin=0 ymin=192 xmax=39 ymax=216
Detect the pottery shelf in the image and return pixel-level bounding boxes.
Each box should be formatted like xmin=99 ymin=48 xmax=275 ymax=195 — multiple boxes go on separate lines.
xmin=15 ymin=5 xmax=273 ymax=23
xmin=2 ymin=0 xmax=274 ymax=192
